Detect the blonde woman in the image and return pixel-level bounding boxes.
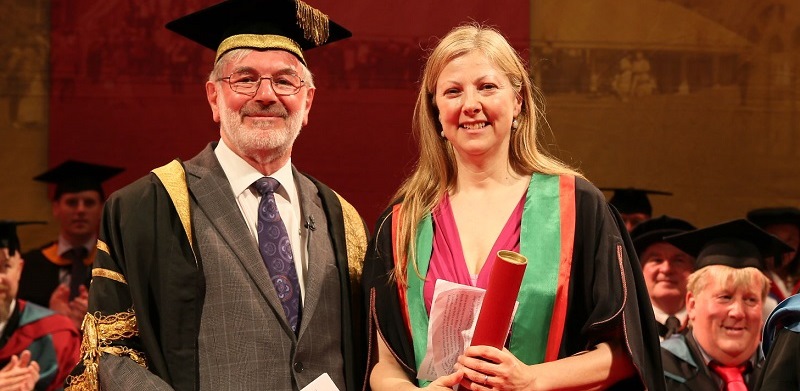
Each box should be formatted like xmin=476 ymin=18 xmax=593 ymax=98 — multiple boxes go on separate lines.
xmin=363 ymin=24 xmax=664 ymax=391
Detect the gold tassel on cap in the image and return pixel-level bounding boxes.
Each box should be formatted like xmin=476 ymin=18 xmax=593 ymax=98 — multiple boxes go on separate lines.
xmin=295 ymin=0 xmax=330 ymax=46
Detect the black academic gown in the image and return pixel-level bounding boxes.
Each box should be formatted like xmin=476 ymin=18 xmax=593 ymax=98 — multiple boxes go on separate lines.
xmin=18 ymin=245 xmax=62 ymax=307
xmin=19 ymin=243 xmax=93 ymax=307
xmin=67 ymin=149 xmax=368 ymax=391
xmin=362 ymin=176 xmax=665 ymax=391
xmin=755 ymin=293 xmax=800 ymax=391
xmin=661 ymin=331 xmax=763 ymax=391
xmin=755 ymin=328 xmax=800 ymax=391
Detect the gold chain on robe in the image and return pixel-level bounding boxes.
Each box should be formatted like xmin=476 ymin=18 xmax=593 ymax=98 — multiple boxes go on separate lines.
xmin=65 ymin=309 xmax=146 ymax=390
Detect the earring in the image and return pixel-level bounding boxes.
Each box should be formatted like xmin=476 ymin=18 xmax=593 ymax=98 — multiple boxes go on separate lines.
xmin=511 ymin=118 xmax=519 ymax=131
xmin=440 ymin=130 xmax=445 ymax=138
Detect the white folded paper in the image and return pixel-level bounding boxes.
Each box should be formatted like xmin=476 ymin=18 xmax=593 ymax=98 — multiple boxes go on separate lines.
xmin=417 ymin=279 xmax=485 ymax=381
xmin=300 ymin=373 xmax=339 ymax=391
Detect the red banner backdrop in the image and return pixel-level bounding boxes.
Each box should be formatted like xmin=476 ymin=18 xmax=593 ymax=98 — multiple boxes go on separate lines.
xmin=48 ymin=0 xmax=530 ymax=226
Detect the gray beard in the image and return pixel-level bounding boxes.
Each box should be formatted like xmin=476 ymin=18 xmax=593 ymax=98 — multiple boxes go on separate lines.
xmin=220 ymin=101 xmax=303 ymax=164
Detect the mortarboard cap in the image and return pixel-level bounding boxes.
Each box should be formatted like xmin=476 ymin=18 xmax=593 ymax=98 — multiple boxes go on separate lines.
xmin=165 ymin=0 xmax=352 ymax=65
xmin=663 ymin=219 xmax=794 ymax=271
xmin=34 ymin=160 xmax=124 ymax=200
xmin=0 ymin=220 xmax=46 ymax=256
xmin=600 ymin=187 xmax=672 ymax=215
xmin=747 ymin=207 xmax=800 ymax=232
xmin=630 ymin=215 xmax=696 ymax=257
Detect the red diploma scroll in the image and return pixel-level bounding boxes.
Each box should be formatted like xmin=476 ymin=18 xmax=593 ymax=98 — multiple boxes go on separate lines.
xmin=470 ymin=250 xmax=528 ymax=349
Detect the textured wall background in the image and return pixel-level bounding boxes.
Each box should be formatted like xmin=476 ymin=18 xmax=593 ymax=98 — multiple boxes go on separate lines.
xmin=0 ymin=0 xmax=52 ymax=249
xmin=531 ymin=0 xmax=800 ymax=227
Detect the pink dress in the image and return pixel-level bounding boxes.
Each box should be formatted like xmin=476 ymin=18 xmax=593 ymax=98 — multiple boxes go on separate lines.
xmin=423 ymin=193 xmax=525 ymax=312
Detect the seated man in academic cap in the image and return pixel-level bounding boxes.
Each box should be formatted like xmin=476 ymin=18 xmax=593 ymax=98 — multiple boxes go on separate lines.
xmin=658 ymin=219 xmax=792 ymax=391
xmin=0 ymin=221 xmax=81 ymax=391
xmin=631 ymin=215 xmax=696 ymax=339
xmin=66 ymin=1 xmax=367 ymax=390
xmin=747 ymin=207 xmax=800 ymax=311
xmin=19 ymin=160 xmax=122 ymax=330
xmin=602 ymin=187 xmax=672 ymax=232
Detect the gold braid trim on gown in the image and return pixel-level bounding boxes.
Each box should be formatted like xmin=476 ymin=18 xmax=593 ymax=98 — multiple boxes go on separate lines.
xmin=65 ymin=309 xmax=146 ymax=390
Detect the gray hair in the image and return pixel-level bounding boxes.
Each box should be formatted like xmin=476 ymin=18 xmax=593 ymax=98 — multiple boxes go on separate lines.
xmin=208 ymin=48 xmax=315 ymax=88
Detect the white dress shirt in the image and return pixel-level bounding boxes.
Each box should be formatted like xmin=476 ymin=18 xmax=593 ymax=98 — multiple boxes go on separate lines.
xmin=0 ymin=300 xmax=16 ymax=335
xmin=56 ymin=235 xmax=96 ymax=285
xmin=654 ymin=306 xmax=687 ymax=341
xmin=214 ymin=139 xmax=308 ymax=301
xmin=653 ymin=305 xmax=687 ymax=327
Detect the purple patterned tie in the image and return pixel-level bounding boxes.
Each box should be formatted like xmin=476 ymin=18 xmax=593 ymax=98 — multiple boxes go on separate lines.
xmin=254 ymin=177 xmax=302 ymax=333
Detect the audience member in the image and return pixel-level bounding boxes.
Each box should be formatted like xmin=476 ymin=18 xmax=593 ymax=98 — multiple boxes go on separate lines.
xmin=0 ymin=221 xmax=81 ymax=391
xmin=602 ymin=187 xmax=672 ymax=232
xmin=19 ymin=161 xmax=122 ymax=330
xmin=747 ymin=207 xmax=800 ymax=313
xmin=660 ymin=219 xmax=792 ymax=390
xmin=631 ymin=215 xmax=696 ymax=339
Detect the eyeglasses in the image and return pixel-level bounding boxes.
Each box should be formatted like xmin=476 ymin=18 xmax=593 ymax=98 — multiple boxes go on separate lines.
xmin=217 ymin=71 xmax=305 ymax=96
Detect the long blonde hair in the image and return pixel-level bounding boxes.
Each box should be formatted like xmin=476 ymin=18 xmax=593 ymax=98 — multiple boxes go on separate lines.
xmin=389 ymin=23 xmax=582 ymax=285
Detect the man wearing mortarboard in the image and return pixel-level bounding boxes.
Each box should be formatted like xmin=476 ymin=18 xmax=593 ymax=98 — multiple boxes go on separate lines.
xmin=602 ymin=187 xmax=672 ymax=232
xmin=18 ymin=160 xmax=122 ymax=331
xmin=0 ymin=221 xmax=81 ymax=391
xmin=746 ymin=207 xmax=800 ymax=310
xmin=658 ymin=219 xmax=793 ymax=391
xmin=65 ymin=0 xmax=368 ymax=390
xmin=631 ymin=215 xmax=696 ymax=340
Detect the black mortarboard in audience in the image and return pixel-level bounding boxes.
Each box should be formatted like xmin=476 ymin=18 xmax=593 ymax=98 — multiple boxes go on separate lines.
xmin=601 ymin=187 xmax=672 ymax=215
xmin=747 ymin=207 xmax=800 ymax=233
xmin=0 ymin=221 xmax=46 ymax=256
xmin=631 ymin=215 xmax=696 ymax=257
xmin=33 ymin=160 xmax=123 ymax=200
xmin=664 ymin=219 xmax=794 ymax=270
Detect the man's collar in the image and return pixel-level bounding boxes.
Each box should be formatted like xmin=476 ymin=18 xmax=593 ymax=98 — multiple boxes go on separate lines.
xmin=653 ymin=304 xmax=687 ymax=325
xmin=214 ymin=139 xmax=296 ymax=201
xmin=0 ymin=300 xmax=17 ymax=336
xmin=57 ymin=236 xmax=96 ymax=257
